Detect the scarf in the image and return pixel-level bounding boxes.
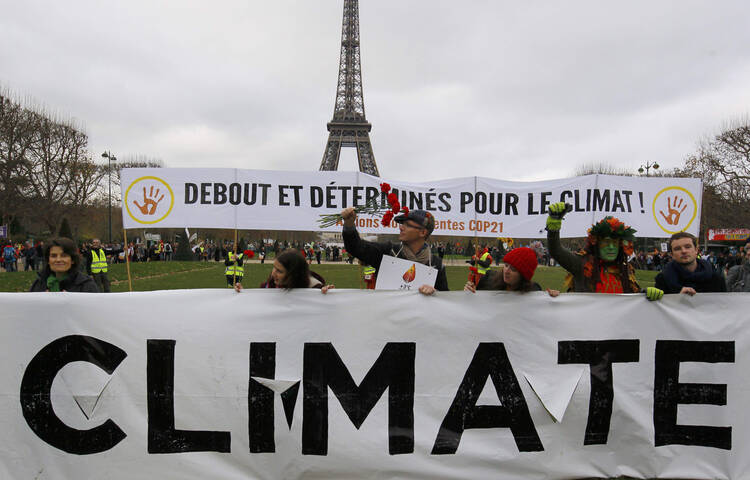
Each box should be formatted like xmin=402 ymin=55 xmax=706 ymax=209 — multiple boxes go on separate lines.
xmin=46 ymin=273 xmax=69 ymax=292
xmin=661 ymin=258 xmax=714 ymax=292
xmin=394 ymin=243 xmax=432 ymax=266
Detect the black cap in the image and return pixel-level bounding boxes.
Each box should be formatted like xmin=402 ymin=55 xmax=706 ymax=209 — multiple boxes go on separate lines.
xmin=394 ymin=210 xmax=435 ymax=234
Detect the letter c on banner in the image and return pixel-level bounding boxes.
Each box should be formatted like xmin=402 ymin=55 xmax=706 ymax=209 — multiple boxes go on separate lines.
xmin=19 ymin=335 xmax=127 ymax=454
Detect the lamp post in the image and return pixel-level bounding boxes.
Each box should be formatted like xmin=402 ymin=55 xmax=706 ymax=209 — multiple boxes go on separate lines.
xmin=101 ymin=151 xmax=117 ymax=244
xmin=638 ymin=161 xmax=659 ymax=176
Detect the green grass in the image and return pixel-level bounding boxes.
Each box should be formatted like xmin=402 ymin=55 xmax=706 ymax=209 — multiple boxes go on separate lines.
xmin=0 ymin=261 xmax=658 ymax=292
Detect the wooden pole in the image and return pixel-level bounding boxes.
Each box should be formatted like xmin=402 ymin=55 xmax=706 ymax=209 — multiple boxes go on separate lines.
xmin=233 ymin=229 xmax=238 ymax=286
xmin=123 ymin=229 xmax=133 ymax=292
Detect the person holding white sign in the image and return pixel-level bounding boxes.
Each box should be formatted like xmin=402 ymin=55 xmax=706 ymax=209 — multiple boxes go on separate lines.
xmin=464 ymin=247 xmax=559 ymax=296
xmin=546 ymin=202 xmax=663 ymax=300
xmin=341 ymin=208 xmax=448 ymax=295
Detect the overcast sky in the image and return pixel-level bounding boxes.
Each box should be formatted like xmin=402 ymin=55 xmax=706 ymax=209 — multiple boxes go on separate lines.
xmin=2 ymin=1 xmax=749 ymax=182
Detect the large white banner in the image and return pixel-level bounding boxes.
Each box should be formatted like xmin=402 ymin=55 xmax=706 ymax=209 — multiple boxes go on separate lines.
xmin=120 ymin=169 xmax=702 ymax=238
xmin=0 ymin=290 xmax=745 ymax=479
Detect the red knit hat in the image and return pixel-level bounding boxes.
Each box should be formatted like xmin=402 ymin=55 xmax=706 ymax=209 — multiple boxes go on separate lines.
xmin=502 ymin=247 xmax=538 ymax=281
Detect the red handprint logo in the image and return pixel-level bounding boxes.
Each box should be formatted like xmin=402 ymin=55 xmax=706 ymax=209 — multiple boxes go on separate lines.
xmin=133 ymin=186 xmax=165 ymax=215
xmin=659 ymin=195 xmax=687 ymax=226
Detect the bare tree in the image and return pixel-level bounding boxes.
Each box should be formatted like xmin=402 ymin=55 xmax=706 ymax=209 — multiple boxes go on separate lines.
xmin=682 ymin=118 xmax=750 ymax=232
xmin=0 ymin=92 xmax=36 ymax=225
xmin=0 ymin=91 xmax=105 ymax=235
xmin=572 ymin=162 xmax=634 ymax=176
xmin=1 ymin=89 xmax=168 ymax=238
xmin=21 ymin=113 xmax=92 ymax=233
xmin=685 ymin=118 xmax=750 ymax=203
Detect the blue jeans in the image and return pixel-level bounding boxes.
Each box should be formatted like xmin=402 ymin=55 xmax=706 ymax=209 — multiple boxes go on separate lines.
xmin=4 ymin=258 xmax=17 ymax=272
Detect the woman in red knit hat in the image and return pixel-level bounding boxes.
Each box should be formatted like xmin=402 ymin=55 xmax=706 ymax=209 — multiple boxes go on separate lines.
xmin=464 ymin=247 xmax=559 ymax=296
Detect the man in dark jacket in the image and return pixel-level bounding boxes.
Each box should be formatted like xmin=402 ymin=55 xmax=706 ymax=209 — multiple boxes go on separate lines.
xmin=340 ymin=208 xmax=448 ymax=294
xmin=655 ymin=232 xmax=726 ymax=295
xmin=727 ymin=243 xmax=750 ymax=292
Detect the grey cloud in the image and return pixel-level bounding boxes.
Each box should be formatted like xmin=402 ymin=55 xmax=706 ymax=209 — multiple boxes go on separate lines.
xmin=1 ymin=0 xmax=749 ymax=182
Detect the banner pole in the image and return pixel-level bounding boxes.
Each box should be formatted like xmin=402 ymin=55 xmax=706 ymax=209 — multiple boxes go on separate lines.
xmin=473 ymin=176 xmax=480 ymax=269
xmin=233 ymin=229 xmax=238 ymax=286
xmin=123 ymin=229 xmax=133 ymax=292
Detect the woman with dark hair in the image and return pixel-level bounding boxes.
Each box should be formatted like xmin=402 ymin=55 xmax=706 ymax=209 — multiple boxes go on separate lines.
xmin=235 ymin=249 xmax=333 ymax=292
xmin=464 ymin=247 xmax=559 ymax=296
xmin=30 ymin=238 xmax=99 ymax=292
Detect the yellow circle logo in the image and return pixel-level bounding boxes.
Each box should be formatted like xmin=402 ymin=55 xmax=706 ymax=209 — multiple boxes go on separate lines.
xmin=124 ymin=176 xmax=175 ymax=225
xmin=652 ymin=186 xmax=697 ymax=235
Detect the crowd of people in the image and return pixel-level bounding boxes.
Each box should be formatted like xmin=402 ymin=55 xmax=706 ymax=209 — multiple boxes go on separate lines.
xmin=3 ymin=204 xmax=750 ymax=295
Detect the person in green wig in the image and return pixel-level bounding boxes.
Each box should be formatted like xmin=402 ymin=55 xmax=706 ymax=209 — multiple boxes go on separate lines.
xmin=546 ymin=202 xmax=663 ymax=300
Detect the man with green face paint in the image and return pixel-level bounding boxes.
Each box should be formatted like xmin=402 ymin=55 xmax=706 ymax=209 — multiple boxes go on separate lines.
xmin=546 ymin=202 xmax=663 ymax=299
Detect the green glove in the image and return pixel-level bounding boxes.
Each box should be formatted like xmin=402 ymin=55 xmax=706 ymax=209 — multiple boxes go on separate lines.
xmin=646 ymin=287 xmax=664 ymax=301
xmin=546 ymin=202 xmax=567 ymax=232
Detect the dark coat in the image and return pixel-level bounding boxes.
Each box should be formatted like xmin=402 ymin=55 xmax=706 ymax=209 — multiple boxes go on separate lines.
xmin=727 ymin=263 xmax=750 ymax=292
xmin=654 ymin=259 xmax=726 ymax=294
xmin=30 ymin=270 xmax=100 ymax=293
xmin=342 ymin=226 xmax=449 ymax=291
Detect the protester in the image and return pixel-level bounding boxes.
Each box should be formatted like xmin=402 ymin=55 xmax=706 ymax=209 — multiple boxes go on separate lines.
xmin=727 ymin=243 xmax=750 ymax=292
xmin=360 ymin=260 xmax=377 ymax=289
xmin=23 ymin=241 xmax=36 ymax=271
xmin=464 ymin=247 xmax=560 ymax=296
xmin=29 ymin=237 xmax=98 ymax=292
xmin=224 ymin=251 xmax=244 ymax=288
xmin=2 ymin=240 xmax=18 ymax=272
xmin=655 ymin=232 xmax=726 ymax=295
xmin=85 ymin=238 xmax=111 ymax=292
xmin=235 ymin=249 xmax=332 ymax=292
xmin=466 ymin=246 xmax=492 ymax=286
xmin=340 ymin=207 xmax=448 ymax=295
xmin=546 ymin=202 xmax=663 ymax=300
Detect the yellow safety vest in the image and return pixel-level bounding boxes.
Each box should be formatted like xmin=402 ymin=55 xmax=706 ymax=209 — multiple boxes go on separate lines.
xmin=477 ymin=251 xmax=491 ymax=275
xmin=91 ymin=248 xmax=108 ymax=273
xmin=225 ymin=253 xmax=244 ymax=277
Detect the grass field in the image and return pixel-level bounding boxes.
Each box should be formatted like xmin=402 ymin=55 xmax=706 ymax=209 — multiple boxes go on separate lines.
xmin=0 ymin=260 xmax=658 ymax=293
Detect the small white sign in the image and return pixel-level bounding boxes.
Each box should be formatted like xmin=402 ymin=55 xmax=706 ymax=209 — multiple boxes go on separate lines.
xmin=660 ymin=242 xmax=668 ymax=253
xmin=375 ymin=255 xmax=437 ymax=291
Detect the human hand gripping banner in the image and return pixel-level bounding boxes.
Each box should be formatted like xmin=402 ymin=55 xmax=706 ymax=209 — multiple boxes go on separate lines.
xmin=120 ymin=169 xmax=702 ymax=238
xmin=1 ymin=290 xmax=745 ymax=479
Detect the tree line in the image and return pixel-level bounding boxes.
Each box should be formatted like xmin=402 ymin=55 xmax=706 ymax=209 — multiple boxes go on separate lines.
xmin=0 ymin=91 xmax=103 ymax=237
xmin=0 ymin=91 xmax=161 ymax=240
xmin=575 ymin=119 xmax=750 ymax=238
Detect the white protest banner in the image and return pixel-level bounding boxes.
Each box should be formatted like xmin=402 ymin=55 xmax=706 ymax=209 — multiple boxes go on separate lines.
xmin=374 ymin=255 xmax=437 ymax=290
xmin=120 ymin=169 xmax=702 ymax=238
xmin=1 ymin=290 xmax=746 ymax=479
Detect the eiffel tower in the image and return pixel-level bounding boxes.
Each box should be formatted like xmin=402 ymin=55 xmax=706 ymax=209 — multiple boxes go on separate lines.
xmin=319 ymin=0 xmax=379 ymax=177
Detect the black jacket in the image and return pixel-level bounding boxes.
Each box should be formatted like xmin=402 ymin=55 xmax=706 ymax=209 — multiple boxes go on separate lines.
xmin=654 ymin=259 xmax=726 ymax=294
xmin=30 ymin=270 xmax=100 ymax=293
xmin=343 ymin=226 xmax=449 ymax=291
